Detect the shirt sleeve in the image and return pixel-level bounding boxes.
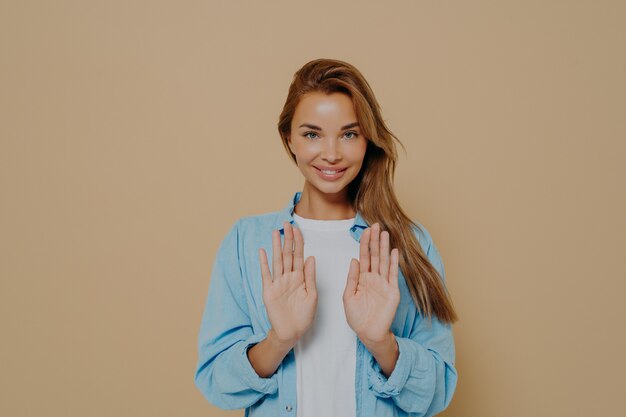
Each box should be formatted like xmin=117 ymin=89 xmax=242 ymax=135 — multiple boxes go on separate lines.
xmin=366 ymin=226 xmax=458 ymax=416
xmin=194 ymin=219 xmax=279 ymax=410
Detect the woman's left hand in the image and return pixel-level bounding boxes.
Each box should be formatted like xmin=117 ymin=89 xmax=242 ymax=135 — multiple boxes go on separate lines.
xmin=343 ymin=223 xmax=401 ymax=345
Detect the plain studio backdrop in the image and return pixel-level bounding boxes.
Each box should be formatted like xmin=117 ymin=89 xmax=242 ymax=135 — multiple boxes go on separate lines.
xmin=1 ymin=1 xmax=624 ymax=416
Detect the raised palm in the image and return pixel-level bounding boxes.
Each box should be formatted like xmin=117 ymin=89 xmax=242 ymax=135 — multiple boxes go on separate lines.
xmin=259 ymin=221 xmax=317 ymax=347
xmin=343 ymin=223 xmax=400 ymax=344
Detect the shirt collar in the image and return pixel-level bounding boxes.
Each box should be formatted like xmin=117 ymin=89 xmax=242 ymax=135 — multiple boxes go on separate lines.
xmin=276 ymin=191 xmax=369 ymax=235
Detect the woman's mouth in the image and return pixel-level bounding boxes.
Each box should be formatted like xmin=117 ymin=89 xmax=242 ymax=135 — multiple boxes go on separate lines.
xmin=314 ymin=166 xmax=347 ymax=181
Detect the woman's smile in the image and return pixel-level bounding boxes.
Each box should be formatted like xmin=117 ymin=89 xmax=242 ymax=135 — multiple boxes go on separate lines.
xmin=313 ymin=165 xmax=348 ymax=180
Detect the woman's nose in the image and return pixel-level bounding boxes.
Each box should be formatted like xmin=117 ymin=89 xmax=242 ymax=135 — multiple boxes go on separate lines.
xmin=321 ymin=139 xmax=341 ymax=162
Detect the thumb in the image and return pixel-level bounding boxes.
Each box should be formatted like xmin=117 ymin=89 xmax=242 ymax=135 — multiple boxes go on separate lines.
xmin=304 ymin=256 xmax=317 ymax=294
xmin=344 ymin=258 xmax=360 ymax=298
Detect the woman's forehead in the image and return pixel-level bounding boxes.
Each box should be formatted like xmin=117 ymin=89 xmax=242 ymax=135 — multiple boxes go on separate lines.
xmin=292 ymin=92 xmax=357 ymax=128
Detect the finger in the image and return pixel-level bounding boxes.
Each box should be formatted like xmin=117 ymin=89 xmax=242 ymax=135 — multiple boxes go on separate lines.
xmin=389 ymin=248 xmax=400 ymax=290
xmin=304 ymin=256 xmax=317 ymax=296
xmin=343 ymin=258 xmax=360 ymax=298
xmin=272 ymin=229 xmax=283 ymax=277
xmin=282 ymin=221 xmax=294 ymax=272
xmin=380 ymin=230 xmax=390 ymax=280
xmin=259 ymin=248 xmax=272 ymax=290
xmin=370 ymin=223 xmax=380 ymax=275
xmin=360 ymin=227 xmax=371 ymax=274
xmin=293 ymin=226 xmax=304 ymax=272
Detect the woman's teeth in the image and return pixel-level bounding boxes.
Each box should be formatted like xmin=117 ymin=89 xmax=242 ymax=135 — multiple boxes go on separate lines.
xmin=319 ymin=168 xmax=344 ymax=174
xmin=314 ymin=166 xmax=347 ymax=181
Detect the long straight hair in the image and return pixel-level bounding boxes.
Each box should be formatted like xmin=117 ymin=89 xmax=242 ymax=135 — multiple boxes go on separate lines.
xmin=277 ymin=58 xmax=458 ymax=324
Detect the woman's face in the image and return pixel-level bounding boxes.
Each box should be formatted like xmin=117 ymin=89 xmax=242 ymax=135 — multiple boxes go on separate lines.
xmin=288 ymin=91 xmax=368 ymax=198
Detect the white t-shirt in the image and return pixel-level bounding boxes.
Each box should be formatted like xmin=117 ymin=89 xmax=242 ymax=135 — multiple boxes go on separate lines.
xmin=292 ymin=212 xmax=360 ymax=417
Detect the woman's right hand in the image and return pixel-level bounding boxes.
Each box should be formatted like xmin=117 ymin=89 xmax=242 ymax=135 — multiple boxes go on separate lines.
xmin=258 ymin=221 xmax=317 ymax=349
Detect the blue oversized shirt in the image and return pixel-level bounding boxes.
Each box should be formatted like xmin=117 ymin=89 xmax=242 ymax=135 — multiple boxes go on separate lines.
xmin=194 ymin=191 xmax=458 ymax=417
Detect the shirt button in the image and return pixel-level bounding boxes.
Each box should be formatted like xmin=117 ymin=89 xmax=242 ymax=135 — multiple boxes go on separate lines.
xmin=286 ymin=405 xmax=293 ymax=412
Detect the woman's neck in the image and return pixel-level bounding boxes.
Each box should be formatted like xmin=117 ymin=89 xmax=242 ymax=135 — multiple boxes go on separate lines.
xmin=294 ymin=185 xmax=356 ymax=220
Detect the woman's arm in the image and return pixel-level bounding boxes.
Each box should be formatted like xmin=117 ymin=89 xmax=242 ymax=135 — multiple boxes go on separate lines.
xmin=194 ymin=220 xmax=279 ymax=410
xmin=366 ymin=230 xmax=458 ymax=417
xmin=195 ymin=220 xmax=318 ymax=410
xmin=367 ymin=316 xmax=457 ymax=416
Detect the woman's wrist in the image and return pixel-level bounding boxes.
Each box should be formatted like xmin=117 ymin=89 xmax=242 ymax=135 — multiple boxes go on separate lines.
xmin=247 ymin=329 xmax=296 ymax=378
xmin=267 ymin=328 xmax=298 ymax=354
xmin=359 ymin=331 xmax=399 ymax=378
xmin=358 ymin=330 xmax=395 ymax=352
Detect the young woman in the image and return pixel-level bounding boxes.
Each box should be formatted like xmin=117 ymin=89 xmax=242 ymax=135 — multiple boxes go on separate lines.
xmin=195 ymin=58 xmax=458 ymax=417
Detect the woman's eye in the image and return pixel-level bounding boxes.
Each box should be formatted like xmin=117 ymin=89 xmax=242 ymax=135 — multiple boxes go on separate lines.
xmin=344 ymin=131 xmax=359 ymax=139
xmin=304 ymin=132 xmax=319 ymax=139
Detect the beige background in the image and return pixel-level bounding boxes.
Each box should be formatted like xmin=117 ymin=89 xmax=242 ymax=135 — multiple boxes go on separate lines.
xmin=1 ymin=1 xmax=624 ymax=416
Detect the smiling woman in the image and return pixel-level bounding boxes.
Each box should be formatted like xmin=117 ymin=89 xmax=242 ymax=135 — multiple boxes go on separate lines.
xmin=287 ymin=92 xmax=368 ymax=200
xmin=194 ymin=58 xmax=458 ymax=417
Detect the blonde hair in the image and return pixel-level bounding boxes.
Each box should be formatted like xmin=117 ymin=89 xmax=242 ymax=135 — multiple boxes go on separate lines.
xmin=277 ymin=58 xmax=458 ymax=324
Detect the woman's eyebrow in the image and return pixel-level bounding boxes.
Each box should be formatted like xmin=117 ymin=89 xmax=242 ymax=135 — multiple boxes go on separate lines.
xmin=298 ymin=122 xmax=359 ymax=130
